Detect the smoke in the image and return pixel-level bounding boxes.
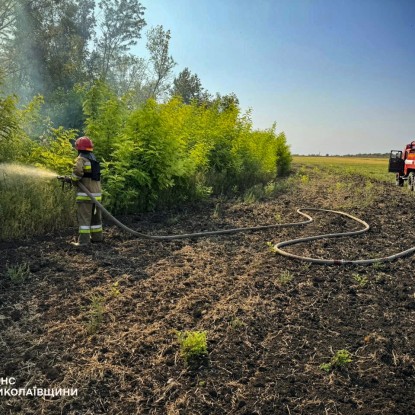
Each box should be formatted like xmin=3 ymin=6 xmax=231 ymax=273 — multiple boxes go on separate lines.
xmin=0 ymin=163 xmax=57 ymax=179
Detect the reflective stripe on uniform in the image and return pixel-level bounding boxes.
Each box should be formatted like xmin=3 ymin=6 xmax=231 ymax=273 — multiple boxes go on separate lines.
xmin=79 ymin=226 xmax=91 ymax=234
xmin=83 ymin=161 xmax=91 ymax=173
xmin=91 ymin=225 xmax=102 ymax=233
xmin=76 ymin=192 xmax=102 ymax=201
xmin=76 ymin=196 xmax=102 ymax=201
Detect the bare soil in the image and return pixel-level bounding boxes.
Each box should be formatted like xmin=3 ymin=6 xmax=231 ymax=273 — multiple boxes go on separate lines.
xmin=1 ymin=170 xmax=415 ymax=415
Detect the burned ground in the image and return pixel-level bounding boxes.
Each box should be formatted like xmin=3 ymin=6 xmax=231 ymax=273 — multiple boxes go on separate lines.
xmin=1 ymin=170 xmax=414 ymax=415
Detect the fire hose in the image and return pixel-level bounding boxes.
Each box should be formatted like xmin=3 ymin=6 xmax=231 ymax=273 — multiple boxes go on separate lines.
xmin=74 ymin=181 xmax=415 ymax=266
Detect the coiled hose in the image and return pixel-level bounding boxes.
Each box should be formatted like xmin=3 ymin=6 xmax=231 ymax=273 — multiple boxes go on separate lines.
xmin=78 ymin=182 xmax=415 ymax=265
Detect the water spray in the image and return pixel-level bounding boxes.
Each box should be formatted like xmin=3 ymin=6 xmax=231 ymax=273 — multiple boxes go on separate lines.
xmin=0 ymin=163 xmax=58 ymax=179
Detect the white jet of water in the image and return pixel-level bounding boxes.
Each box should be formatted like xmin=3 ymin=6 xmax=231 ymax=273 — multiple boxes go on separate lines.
xmin=0 ymin=163 xmax=58 ymax=179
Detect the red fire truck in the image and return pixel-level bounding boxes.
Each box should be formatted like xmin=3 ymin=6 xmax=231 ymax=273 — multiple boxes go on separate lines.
xmin=389 ymin=141 xmax=415 ymax=189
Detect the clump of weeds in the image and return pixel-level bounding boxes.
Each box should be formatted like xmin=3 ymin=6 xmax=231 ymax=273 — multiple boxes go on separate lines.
xmin=372 ymin=261 xmax=385 ymax=271
xmin=110 ymin=281 xmax=121 ymax=298
xmin=353 ymin=273 xmax=368 ymax=287
xmin=86 ymin=294 xmax=106 ymax=334
xmin=83 ymin=280 xmax=123 ymax=334
xmin=265 ymin=241 xmax=276 ymax=252
xmin=176 ymin=330 xmax=208 ymax=367
xmin=276 ymin=270 xmax=293 ymax=285
xmin=6 ymin=262 xmax=31 ymax=284
xmin=320 ymin=349 xmax=353 ymax=372
xmin=229 ymin=317 xmax=246 ymax=330
xmin=212 ymin=199 xmax=225 ymax=218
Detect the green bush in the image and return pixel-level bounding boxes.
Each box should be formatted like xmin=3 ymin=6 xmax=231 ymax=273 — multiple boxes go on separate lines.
xmin=98 ymin=94 xmax=292 ymax=213
xmin=177 ymin=330 xmax=208 ymax=365
xmin=84 ymin=81 xmax=127 ymax=161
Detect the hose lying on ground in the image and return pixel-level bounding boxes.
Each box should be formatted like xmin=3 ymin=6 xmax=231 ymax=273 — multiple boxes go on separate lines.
xmin=76 ymin=183 xmax=314 ymax=239
xmin=77 ymin=182 xmax=415 ymax=265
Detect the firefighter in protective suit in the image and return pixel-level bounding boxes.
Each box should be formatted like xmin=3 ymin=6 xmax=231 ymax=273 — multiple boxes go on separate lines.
xmin=70 ymin=136 xmax=103 ymax=246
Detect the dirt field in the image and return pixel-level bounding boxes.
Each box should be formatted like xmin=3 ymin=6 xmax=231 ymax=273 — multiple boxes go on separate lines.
xmin=1 ymin=168 xmax=415 ymax=415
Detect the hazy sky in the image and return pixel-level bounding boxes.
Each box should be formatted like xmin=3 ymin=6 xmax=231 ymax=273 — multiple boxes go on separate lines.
xmin=134 ymin=0 xmax=415 ymax=155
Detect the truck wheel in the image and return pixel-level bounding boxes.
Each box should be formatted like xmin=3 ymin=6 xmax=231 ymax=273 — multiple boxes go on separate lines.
xmin=409 ymin=172 xmax=415 ymax=191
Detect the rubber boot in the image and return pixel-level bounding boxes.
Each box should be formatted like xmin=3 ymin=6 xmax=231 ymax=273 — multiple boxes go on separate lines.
xmin=91 ymin=233 xmax=103 ymax=243
xmin=71 ymin=233 xmax=90 ymax=246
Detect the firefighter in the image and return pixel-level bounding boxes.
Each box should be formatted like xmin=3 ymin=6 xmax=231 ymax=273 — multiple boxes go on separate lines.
xmin=70 ymin=136 xmax=103 ymax=246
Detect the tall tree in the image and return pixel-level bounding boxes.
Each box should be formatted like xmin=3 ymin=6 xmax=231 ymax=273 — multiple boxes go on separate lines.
xmin=8 ymin=0 xmax=95 ymax=98
xmin=0 ymin=0 xmax=16 ymax=70
xmin=171 ymin=67 xmax=204 ymax=104
xmin=214 ymin=92 xmax=240 ymax=112
xmin=2 ymin=0 xmax=95 ymax=129
xmin=94 ymin=0 xmax=146 ymax=80
xmin=146 ymin=25 xmax=176 ymax=100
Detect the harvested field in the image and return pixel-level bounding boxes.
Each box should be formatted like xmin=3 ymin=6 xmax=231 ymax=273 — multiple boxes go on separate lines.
xmin=1 ymin=167 xmax=414 ymax=415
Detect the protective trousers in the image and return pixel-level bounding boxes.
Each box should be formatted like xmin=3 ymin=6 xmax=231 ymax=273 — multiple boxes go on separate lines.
xmin=76 ymin=203 xmax=103 ymax=244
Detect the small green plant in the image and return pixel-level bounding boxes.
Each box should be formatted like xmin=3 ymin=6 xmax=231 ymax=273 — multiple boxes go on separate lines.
xmin=276 ymin=270 xmax=293 ymax=285
xmin=320 ymin=349 xmax=352 ymax=372
xmin=6 ymin=262 xmax=30 ymax=284
xmin=265 ymin=241 xmax=276 ymax=252
xmin=353 ymin=273 xmax=368 ymax=287
xmin=110 ymin=281 xmax=121 ymax=298
xmin=300 ymin=262 xmax=311 ymax=272
xmin=176 ymin=330 xmax=208 ymax=365
xmin=166 ymin=215 xmax=180 ymax=226
xmin=229 ymin=317 xmax=246 ymax=330
xmin=243 ymin=184 xmax=265 ymax=204
xmin=212 ymin=202 xmax=222 ymax=219
xmin=86 ymin=294 xmax=105 ymax=334
xmin=274 ymin=213 xmax=282 ymax=222
xmin=299 ymin=174 xmax=309 ymax=184
xmin=372 ymin=261 xmax=384 ymax=271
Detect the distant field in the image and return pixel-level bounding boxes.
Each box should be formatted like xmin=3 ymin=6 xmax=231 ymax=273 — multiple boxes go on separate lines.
xmin=292 ymin=156 xmax=392 ymax=182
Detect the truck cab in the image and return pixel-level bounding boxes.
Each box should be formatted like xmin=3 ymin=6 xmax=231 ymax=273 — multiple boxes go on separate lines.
xmin=389 ymin=141 xmax=415 ymax=189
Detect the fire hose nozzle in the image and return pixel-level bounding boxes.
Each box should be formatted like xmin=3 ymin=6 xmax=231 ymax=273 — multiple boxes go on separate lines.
xmin=57 ymin=175 xmax=72 ymax=183
xmin=57 ymin=175 xmax=73 ymax=190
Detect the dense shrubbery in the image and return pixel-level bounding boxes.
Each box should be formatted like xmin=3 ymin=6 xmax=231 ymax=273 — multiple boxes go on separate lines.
xmin=0 ymin=76 xmax=291 ymax=238
xmin=83 ymin=83 xmax=291 ymax=213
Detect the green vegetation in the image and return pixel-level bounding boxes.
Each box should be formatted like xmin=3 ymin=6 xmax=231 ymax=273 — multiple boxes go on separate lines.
xmin=293 ymin=156 xmax=390 ymax=182
xmin=0 ymin=77 xmax=291 ymax=239
xmin=5 ymin=262 xmax=31 ymax=284
xmin=353 ymin=273 xmax=369 ymax=287
xmin=86 ymin=294 xmax=106 ymax=334
xmin=320 ymin=349 xmax=353 ymax=372
xmin=276 ymin=270 xmax=293 ymax=285
xmin=229 ymin=317 xmax=246 ymax=330
xmin=0 ymin=165 xmax=76 ymax=240
xmin=292 ymin=158 xmax=388 ymax=211
xmin=110 ymin=281 xmax=121 ymax=298
xmin=0 ymin=1 xmax=292 ymax=240
xmin=176 ymin=330 xmax=208 ymax=365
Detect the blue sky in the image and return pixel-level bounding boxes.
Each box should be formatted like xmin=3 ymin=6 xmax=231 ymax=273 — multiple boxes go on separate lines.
xmin=134 ymin=0 xmax=415 ymax=155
